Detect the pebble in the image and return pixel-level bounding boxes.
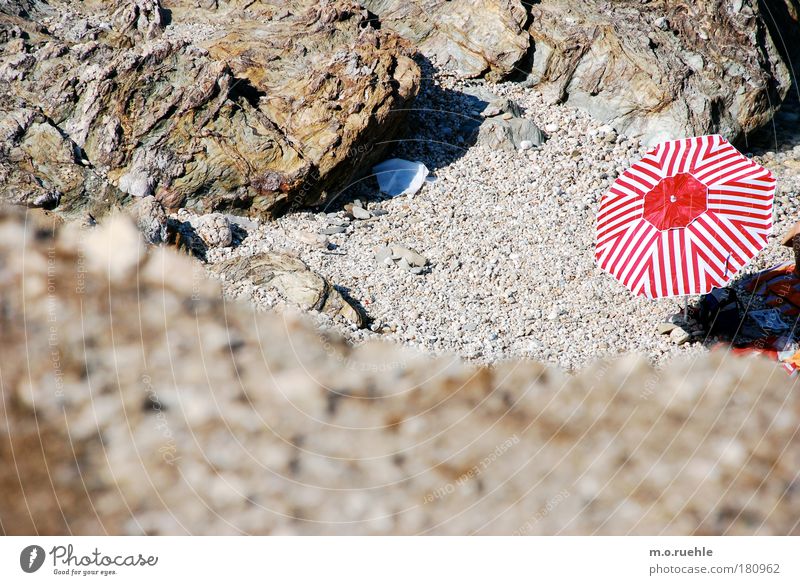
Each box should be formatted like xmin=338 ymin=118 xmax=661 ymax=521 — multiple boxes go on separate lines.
xmin=374 ymin=246 xmax=393 ymax=264
xmin=321 ymin=226 xmax=347 ymax=235
xmin=351 ymin=206 xmax=372 ymax=220
xmin=292 ymin=230 xmax=330 ymax=248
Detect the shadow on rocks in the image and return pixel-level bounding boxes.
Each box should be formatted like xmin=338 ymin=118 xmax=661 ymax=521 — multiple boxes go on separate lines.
xmin=166 ymin=218 xmax=208 ymax=262
xmin=230 ymin=222 xmax=249 ymax=247
xmin=332 ymin=284 xmax=372 ymax=328
xmin=166 ymin=217 xmax=250 ymax=262
xmin=317 ymin=55 xmax=490 ymax=213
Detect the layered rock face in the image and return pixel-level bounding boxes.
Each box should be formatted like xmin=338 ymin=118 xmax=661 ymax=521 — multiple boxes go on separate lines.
xmin=365 ymin=0 xmax=794 ymax=145
xmin=361 ymin=0 xmax=531 ymax=80
xmin=526 ymin=0 xmax=792 ymax=144
xmin=1 ymin=206 xmax=798 ymax=535
xmin=0 ymin=0 xmax=420 ymax=218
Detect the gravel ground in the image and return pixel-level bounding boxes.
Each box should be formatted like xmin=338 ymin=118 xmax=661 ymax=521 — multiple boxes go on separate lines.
xmin=192 ymin=67 xmax=800 ymax=373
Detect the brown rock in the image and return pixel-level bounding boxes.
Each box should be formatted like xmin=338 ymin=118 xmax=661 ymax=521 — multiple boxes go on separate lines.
xmin=0 ymin=0 xmax=420 ymax=219
xmin=213 ymin=252 xmax=366 ymax=327
xmin=361 ymin=0 xmax=531 ymax=80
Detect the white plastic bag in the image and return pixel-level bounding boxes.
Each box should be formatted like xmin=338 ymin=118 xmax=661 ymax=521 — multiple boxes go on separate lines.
xmin=372 ymin=158 xmax=429 ymax=198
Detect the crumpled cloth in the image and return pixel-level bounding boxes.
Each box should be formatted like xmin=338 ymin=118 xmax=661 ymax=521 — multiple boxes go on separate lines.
xmin=736 ymin=261 xmax=800 ymax=374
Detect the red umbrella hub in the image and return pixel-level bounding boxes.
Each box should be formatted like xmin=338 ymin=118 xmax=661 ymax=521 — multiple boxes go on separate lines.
xmin=642 ymin=173 xmax=708 ymax=231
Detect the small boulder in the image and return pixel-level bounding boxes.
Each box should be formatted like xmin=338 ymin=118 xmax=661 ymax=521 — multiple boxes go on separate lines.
xmin=191 ymin=213 xmax=233 ymax=248
xmin=351 ymin=205 xmax=371 ymax=220
xmin=391 ymin=245 xmax=428 ymax=268
xmin=475 ymin=115 xmax=544 ymax=152
xmin=212 ymin=253 xmax=366 ymax=327
xmin=670 ymin=327 xmax=691 ymax=345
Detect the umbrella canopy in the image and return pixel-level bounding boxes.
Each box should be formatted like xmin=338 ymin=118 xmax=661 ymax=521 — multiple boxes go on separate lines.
xmin=595 ymin=135 xmax=776 ymax=298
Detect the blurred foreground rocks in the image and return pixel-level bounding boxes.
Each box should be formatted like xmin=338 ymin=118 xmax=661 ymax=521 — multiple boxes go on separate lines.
xmin=0 ymin=0 xmax=420 ymax=218
xmin=365 ymin=0 xmax=797 ymax=144
xmin=0 ymin=206 xmax=798 ymax=535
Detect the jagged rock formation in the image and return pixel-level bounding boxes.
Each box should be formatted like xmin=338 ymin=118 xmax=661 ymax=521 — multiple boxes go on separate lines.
xmin=0 ymin=0 xmax=420 ymax=218
xmin=361 ymin=0 xmax=531 ymax=80
xmin=365 ymin=0 xmax=795 ymax=144
xmin=525 ymin=0 xmax=793 ymax=144
xmin=0 ymin=206 xmax=797 ymax=535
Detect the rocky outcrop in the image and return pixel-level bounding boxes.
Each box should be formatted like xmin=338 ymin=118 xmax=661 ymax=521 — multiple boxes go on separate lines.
xmin=361 ymin=0 xmax=531 ymax=80
xmin=366 ymin=0 xmax=793 ymax=145
xmin=0 ymin=0 xmax=420 ymax=218
xmin=1 ymin=205 xmax=798 ymax=535
xmin=525 ymin=0 xmax=792 ymax=144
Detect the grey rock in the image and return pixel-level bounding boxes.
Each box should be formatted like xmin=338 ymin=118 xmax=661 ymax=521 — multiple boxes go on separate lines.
xmin=321 ymin=226 xmax=347 ymax=235
xmin=213 ymin=252 xmax=365 ymax=327
xmin=222 ymin=214 xmax=258 ymax=231
xmin=481 ymin=98 xmax=521 ymax=118
xmin=657 ymin=323 xmax=677 ymax=335
xmin=351 ymin=205 xmax=371 ymax=220
xmin=127 ymin=196 xmax=168 ymax=245
xmin=670 ymin=327 xmax=691 ymax=345
xmin=476 ymin=116 xmax=544 ymax=152
xmin=391 ymin=245 xmax=428 ymax=268
xmin=191 ymin=213 xmax=233 ymax=248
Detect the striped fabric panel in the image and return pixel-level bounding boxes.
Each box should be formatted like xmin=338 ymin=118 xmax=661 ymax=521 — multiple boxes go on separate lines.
xmin=595 ymin=135 xmax=776 ymax=298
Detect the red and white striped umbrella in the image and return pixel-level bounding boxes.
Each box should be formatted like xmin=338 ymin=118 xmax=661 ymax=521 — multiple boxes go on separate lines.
xmin=595 ymin=135 xmax=776 ymax=298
